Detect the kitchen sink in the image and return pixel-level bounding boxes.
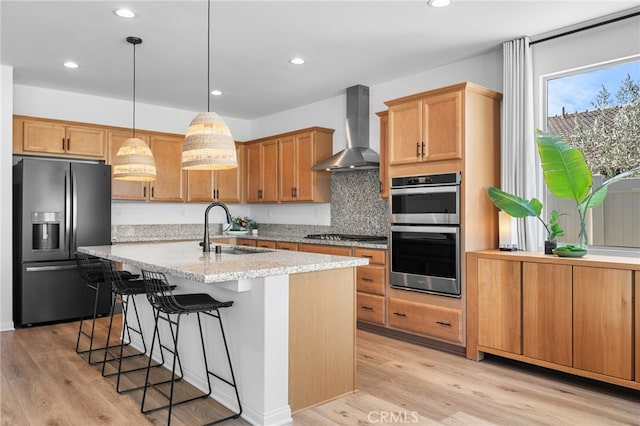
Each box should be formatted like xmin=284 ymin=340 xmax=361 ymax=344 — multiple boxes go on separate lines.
xmin=198 ymin=242 xmax=271 ymax=255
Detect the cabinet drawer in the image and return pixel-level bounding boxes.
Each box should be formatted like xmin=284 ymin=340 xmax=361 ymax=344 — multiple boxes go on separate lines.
xmin=357 ymin=265 xmax=385 ymax=295
xmin=298 ymin=243 xmax=353 ymax=256
xmin=275 ymin=241 xmax=298 ymax=251
xmin=236 ymin=238 xmax=257 ymax=247
xmin=357 ymin=292 xmax=385 ymax=325
xmin=256 ymin=240 xmax=276 ymax=249
xmin=353 ymin=248 xmax=386 ymax=265
xmin=388 ymin=298 xmax=462 ymax=344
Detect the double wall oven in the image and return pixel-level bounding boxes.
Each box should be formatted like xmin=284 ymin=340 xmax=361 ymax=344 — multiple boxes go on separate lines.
xmin=389 ymin=172 xmax=461 ymax=297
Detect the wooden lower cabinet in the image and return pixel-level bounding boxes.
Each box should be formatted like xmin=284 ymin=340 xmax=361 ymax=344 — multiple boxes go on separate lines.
xmin=388 ymin=298 xmax=462 ymax=344
xmin=572 ymin=266 xmax=632 ymax=380
xmin=468 ymin=250 xmax=639 ymax=390
xmin=477 ymin=258 xmax=521 ymax=354
xmin=522 ymin=262 xmax=572 ymax=366
xmin=357 ymin=293 xmax=385 ymax=325
xmin=256 ymin=240 xmax=276 ymax=249
xmin=636 ymin=271 xmax=640 ymax=384
xmin=275 ymin=241 xmax=298 ymax=251
xmin=298 ymin=243 xmax=353 ymax=256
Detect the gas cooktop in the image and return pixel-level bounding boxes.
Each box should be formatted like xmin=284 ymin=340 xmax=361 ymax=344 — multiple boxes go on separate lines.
xmin=304 ymin=233 xmax=387 ymax=243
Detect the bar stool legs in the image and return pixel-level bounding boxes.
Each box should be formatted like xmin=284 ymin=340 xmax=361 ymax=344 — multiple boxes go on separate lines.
xmin=75 ymin=254 xmax=117 ymax=365
xmin=140 ymin=269 xmax=242 ymax=426
xmin=99 ymin=258 xmax=166 ymax=394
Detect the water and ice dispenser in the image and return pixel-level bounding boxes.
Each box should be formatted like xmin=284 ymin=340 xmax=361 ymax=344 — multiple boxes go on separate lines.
xmin=31 ymin=212 xmax=61 ymax=250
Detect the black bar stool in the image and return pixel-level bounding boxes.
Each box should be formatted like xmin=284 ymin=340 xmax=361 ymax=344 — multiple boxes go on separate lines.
xmin=100 ymin=259 xmax=169 ymax=394
xmin=140 ymin=269 xmax=242 ymax=426
xmin=75 ymin=252 xmax=137 ymax=365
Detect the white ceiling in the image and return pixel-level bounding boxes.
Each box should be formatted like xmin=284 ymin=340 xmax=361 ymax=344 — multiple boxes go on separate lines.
xmin=2 ymin=0 xmax=639 ymax=119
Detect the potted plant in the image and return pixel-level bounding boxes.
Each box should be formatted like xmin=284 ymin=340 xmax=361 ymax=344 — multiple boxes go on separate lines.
xmin=486 ymin=187 xmax=565 ymax=254
xmin=536 ymin=130 xmax=640 ymax=255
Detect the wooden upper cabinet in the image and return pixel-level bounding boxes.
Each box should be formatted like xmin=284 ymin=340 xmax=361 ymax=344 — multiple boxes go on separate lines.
xmin=386 ymin=88 xmax=462 ymax=166
xmin=278 ymin=130 xmax=332 ymax=203
xmin=423 ymin=90 xmax=462 ymax=162
xmin=387 ymin=99 xmax=422 ymax=166
xmin=149 ymin=134 xmax=186 ymax=202
xmin=16 ymin=117 xmax=105 ymax=159
xmin=187 ymin=143 xmax=244 ymax=203
xmin=376 ymin=111 xmax=389 ymax=199
xmin=247 ymin=127 xmax=332 ymax=204
xmin=246 ymin=139 xmax=278 ymax=203
xmin=278 ymin=135 xmax=297 ymax=201
xmin=107 ymin=130 xmax=148 ymax=201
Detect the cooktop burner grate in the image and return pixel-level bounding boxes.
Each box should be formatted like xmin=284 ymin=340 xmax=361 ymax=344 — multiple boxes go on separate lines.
xmin=304 ymin=233 xmax=387 ymax=242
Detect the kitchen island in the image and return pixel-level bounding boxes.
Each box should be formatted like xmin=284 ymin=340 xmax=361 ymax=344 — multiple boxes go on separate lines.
xmin=79 ymin=241 xmax=368 ymax=426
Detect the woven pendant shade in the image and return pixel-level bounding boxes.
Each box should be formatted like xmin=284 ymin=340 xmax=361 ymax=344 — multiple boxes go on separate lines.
xmin=182 ymin=112 xmax=237 ymax=170
xmin=113 ymin=137 xmax=157 ymax=181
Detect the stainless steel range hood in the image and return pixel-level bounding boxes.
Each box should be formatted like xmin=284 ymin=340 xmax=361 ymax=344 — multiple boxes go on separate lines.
xmin=312 ymin=85 xmax=379 ymax=172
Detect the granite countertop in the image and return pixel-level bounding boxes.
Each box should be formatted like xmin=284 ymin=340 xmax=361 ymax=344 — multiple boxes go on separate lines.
xmin=79 ymin=241 xmax=369 ymax=284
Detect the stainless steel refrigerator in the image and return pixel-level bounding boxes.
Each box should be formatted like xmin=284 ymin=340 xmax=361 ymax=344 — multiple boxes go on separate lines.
xmin=13 ymin=157 xmax=112 ymax=327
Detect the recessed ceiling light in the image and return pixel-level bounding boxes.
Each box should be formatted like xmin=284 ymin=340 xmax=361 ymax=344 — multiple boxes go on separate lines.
xmin=211 ymin=90 xmax=222 ymax=96
xmin=428 ymin=0 xmax=451 ymax=7
xmin=114 ymin=8 xmax=136 ymax=18
xmin=289 ymin=57 xmax=305 ymax=65
xmin=63 ymin=61 xmax=79 ymax=69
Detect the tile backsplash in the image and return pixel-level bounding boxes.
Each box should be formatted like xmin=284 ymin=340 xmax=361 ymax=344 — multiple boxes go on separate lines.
xmin=330 ymin=169 xmax=388 ymax=236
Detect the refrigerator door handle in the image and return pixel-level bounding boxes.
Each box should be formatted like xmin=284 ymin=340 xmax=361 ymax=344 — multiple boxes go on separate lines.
xmin=72 ymin=169 xmax=78 ymax=253
xmin=65 ymin=169 xmax=71 ymax=253
xmin=26 ymin=265 xmax=77 ymax=272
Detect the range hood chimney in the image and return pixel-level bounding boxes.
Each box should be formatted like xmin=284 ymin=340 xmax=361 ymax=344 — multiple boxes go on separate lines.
xmin=312 ymin=85 xmax=379 ymax=172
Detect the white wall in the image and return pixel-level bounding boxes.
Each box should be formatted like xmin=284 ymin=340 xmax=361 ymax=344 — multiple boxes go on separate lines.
xmin=1 ymin=65 xmax=14 ymax=330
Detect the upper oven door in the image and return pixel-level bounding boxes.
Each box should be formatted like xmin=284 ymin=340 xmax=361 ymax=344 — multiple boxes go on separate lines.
xmin=390 ymin=186 xmax=459 ymax=224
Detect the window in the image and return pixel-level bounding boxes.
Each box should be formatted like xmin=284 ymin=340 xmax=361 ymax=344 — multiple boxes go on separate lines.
xmin=544 ymin=58 xmax=640 ymax=249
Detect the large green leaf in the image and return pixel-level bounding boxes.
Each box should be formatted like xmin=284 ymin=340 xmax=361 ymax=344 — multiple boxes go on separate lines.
xmin=579 ymin=165 xmax=640 ymax=212
xmin=486 ymin=187 xmax=543 ymax=218
xmin=536 ymin=131 xmax=592 ymax=204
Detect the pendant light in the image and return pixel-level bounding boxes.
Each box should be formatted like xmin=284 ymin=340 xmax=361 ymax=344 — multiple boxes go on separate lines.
xmin=113 ymin=36 xmax=157 ymax=181
xmin=181 ymin=0 xmax=237 ymax=170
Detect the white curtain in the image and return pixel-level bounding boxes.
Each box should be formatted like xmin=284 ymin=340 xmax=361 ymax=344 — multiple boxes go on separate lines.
xmin=502 ymin=37 xmax=543 ymax=251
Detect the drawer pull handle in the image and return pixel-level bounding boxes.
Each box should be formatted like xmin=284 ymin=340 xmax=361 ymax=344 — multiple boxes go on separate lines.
xmin=361 ymin=255 xmax=373 ymax=258
xmin=436 ymin=321 xmax=451 ymax=327
xmin=361 ymin=277 xmax=374 ymax=282
xmin=361 ymin=306 xmax=374 ymax=311
xmin=393 ymin=312 xmax=406 ymax=317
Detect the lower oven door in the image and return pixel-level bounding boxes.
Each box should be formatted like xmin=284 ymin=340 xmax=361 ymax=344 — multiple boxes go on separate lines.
xmin=389 ymin=225 xmax=460 ymax=297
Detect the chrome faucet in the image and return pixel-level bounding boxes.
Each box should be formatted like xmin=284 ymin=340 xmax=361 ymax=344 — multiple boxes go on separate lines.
xmin=202 ymin=202 xmax=232 ymax=253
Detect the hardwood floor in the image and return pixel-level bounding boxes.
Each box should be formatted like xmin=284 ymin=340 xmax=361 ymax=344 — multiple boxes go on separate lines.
xmin=1 ymin=316 xmax=638 ymax=425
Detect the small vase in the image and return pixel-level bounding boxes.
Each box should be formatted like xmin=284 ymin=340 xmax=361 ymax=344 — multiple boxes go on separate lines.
xmin=544 ymin=240 xmax=557 ymax=255
xmin=578 ymin=221 xmax=588 ymax=249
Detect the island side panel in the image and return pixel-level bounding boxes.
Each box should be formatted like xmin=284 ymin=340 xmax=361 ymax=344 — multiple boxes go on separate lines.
xmin=288 ymin=267 xmax=357 ymax=413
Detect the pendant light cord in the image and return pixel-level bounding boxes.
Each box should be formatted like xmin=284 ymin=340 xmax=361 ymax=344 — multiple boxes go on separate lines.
xmin=207 ymin=0 xmax=211 ymax=113
xmin=126 ymin=36 xmax=142 ymax=138
xmin=132 ymin=40 xmax=137 ymax=137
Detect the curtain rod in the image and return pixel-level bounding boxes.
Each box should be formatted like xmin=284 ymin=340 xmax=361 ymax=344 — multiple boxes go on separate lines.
xmin=530 ymin=9 xmax=640 ymax=46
